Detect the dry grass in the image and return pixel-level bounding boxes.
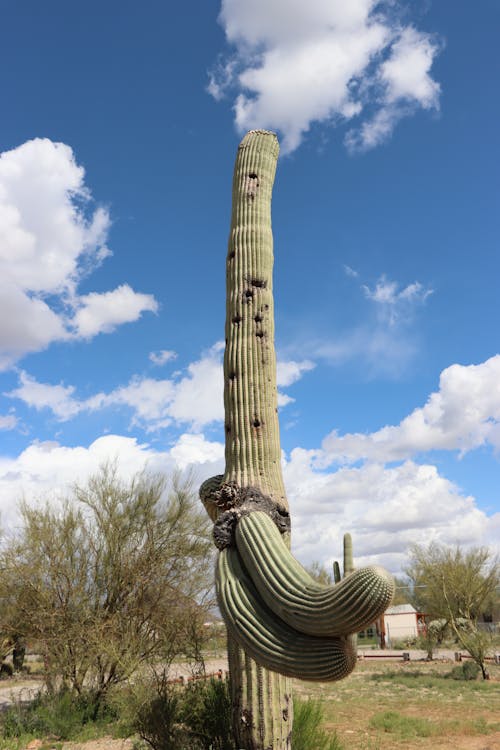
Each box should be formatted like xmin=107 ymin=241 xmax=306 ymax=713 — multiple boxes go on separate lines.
xmin=294 ymin=659 xmax=500 ymax=749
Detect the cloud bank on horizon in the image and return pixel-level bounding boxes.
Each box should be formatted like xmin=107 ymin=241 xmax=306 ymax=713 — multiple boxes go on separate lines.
xmin=209 ymin=0 xmax=441 ymax=153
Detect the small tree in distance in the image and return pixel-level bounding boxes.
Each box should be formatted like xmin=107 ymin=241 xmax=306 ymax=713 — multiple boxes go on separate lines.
xmin=406 ymin=542 xmax=499 ymax=678
xmin=0 ymin=464 xmax=214 ymax=705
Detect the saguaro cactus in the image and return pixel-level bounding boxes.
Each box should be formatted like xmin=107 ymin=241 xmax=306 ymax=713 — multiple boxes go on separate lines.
xmin=200 ymin=131 xmax=394 ymax=749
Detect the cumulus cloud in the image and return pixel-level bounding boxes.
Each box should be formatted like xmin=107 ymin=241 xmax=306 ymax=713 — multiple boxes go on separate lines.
xmin=7 ymin=347 xmax=314 ymax=431
xmin=1 ymin=430 xmax=496 ymax=575
xmin=277 ymin=359 xmax=315 ymax=387
xmin=322 ymin=354 xmax=500 ymax=463
xmin=71 ymin=285 xmax=158 ymax=338
xmin=0 ymin=433 xmax=225 ymax=533
xmin=209 ymin=0 xmax=441 ymax=153
xmin=284 ymin=450 xmax=496 ymax=573
xmin=0 ymin=138 xmax=157 ymax=369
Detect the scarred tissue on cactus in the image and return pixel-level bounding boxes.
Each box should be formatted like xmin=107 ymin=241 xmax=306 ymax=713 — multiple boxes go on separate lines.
xmin=199 ymin=130 xmax=394 ymax=750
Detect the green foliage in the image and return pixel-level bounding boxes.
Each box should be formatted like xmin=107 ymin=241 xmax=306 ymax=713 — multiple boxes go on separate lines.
xmin=446 ymin=661 xmax=481 ymax=681
xmin=292 ymin=697 xmax=343 ymax=750
xmin=120 ymin=672 xmax=235 ymax=750
xmin=0 ymin=688 xmax=118 ymax=740
xmin=0 ymin=662 xmax=13 ymax=678
xmin=406 ymin=542 xmax=499 ymax=679
xmin=180 ymin=678 xmax=234 ymax=750
xmin=370 ymin=711 xmax=434 ymax=738
xmin=0 ymin=465 xmax=214 ymax=698
xmin=406 ymin=543 xmax=499 ymax=622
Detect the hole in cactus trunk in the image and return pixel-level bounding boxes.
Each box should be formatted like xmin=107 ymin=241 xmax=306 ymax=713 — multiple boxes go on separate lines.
xmin=232 ymin=314 xmax=242 ymax=324
xmin=256 ymin=330 xmax=265 ymax=338
xmin=251 ymin=277 xmax=267 ymax=288
xmin=253 ymin=418 xmax=261 ymax=428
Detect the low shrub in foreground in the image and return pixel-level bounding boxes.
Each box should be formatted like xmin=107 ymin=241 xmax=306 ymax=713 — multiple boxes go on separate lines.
xmin=292 ymin=697 xmax=343 ymax=750
xmin=0 ymin=688 xmax=118 ymax=741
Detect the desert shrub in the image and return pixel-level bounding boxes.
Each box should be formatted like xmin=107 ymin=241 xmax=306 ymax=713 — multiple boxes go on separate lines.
xmin=292 ymin=697 xmax=343 ymax=750
xmin=124 ymin=673 xmax=234 ymax=750
xmin=180 ymin=678 xmax=234 ymax=750
xmin=0 ymin=662 xmax=13 ymax=679
xmin=446 ymin=661 xmax=481 ymax=681
xmin=0 ymin=688 xmax=118 ymax=740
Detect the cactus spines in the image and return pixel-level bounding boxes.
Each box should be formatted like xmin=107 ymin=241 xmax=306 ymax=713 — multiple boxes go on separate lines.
xmin=199 ymin=130 xmax=394 ymax=749
xmin=217 ymin=545 xmax=357 ymax=681
xmin=233 ymin=511 xmax=395 ymax=638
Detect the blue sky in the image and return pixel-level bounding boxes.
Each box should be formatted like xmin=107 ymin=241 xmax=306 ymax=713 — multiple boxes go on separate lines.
xmin=0 ymin=0 xmax=498 ymax=573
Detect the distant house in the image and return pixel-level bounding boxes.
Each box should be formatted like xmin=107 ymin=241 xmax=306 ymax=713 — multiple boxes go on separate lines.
xmin=358 ymin=604 xmax=427 ymax=647
xmin=382 ymin=604 xmax=426 ymax=646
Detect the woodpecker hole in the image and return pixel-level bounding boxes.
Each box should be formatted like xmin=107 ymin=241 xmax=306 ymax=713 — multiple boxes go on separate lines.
xmin=251 ymin=277 xmax=267 ymax=289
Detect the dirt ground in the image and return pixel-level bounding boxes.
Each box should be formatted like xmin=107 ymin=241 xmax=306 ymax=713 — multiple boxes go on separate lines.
xmin=4 ymin=653 xmax=500 ymax=749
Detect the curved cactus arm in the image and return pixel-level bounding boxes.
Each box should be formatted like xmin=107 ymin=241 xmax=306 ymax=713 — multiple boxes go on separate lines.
xmin=217 ymin=547 xmax=357 ymax=682
xmin=234 ymin=511 xmax=395 ymax=637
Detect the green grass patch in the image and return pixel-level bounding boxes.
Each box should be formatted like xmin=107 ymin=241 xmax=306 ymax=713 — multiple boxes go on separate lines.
xmin=370 ymin=711 xmax=435 ymax=738
xmin=292 ymin=698 xmax=343 ymax=750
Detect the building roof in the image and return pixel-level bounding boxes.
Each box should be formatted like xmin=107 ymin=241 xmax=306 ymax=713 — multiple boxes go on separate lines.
xmin=385 ymin=603 xmax=418 ymax=616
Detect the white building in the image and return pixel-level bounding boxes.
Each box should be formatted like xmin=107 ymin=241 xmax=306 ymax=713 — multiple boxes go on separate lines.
xmin=383 ymin=604 xmax=426 ymax=646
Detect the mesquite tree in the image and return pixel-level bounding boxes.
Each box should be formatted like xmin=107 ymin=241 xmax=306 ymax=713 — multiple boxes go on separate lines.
xmin=200 ymin=131 xmax=394 ymax=749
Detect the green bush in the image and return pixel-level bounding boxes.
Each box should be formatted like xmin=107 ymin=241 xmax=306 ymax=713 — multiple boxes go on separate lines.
xmin=0 ymin=688 xmax=118 ymax=740
xmin=446 ymin=661 xmax=481 ymax=681
xmin=180 ymin=678 xmax=234 ymax=750
xmin=292 ymin=697 xmax=343 ymax=750
xmin=120 ymin=674 xmax=234 ymax=750
xmin=0 ymin=662 xmax=13 ymax=679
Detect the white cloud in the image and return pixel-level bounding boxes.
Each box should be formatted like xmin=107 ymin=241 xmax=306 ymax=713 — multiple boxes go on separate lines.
xmin=0 ymin=413 xmax=18 ymax=430
xmin=310 ymin=274 xmax=431 ymax=377
xmin=284 ymin=451 xmax=496 ymax=573
xmin=345 ymin=27 xmax=441 ymax=152
xmin=0 ymin=138 xmax=158 ymax=369
xmin=7 ymin=371 xmax=81 ymax=421
xmin=7 ymin=346 xmax=314 ymax=431
xmin=1 ymin=430 xmax=496 ymax=575
xmin=149 ymin=350 xmax=178 ymax=366
xmin=210 ymin=0 xmax=441 ymax=153
xmin=381 ymin=27 xmax=441 ymax=108
xmin=277 ymin=359 xmax=315 ymax=387
xmin=169 ymin=433 xmax=224 ymax=470
xmin=362 ymin=276 xmax=432 ymax=326
xmin=0 ymin=434 xmax=224 ymax=532
xmin=322 ymin=354 xmax=500 ymax=463
xmin=72 ymin=284 xmax=158 ymax=338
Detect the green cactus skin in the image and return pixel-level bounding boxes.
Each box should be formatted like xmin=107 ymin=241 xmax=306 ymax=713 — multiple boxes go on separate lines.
xmin=217 ymin=546 xmax=357 ymax=681
xmin=222 ymin=130 xmax=287 ymax=513
xmin=208 ymin=130 xmax=293 ymax=750
xmin=234 ymin=511 xmax=395 ymax=637
xmin=200 ymin=130 xmax=394 ymax=749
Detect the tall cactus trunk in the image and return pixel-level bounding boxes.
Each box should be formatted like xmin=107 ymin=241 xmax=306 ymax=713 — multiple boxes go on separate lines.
xmin=199 ymin=130 xmax=394 ymax=748
xmin=223 ymin=130 xmax=292 ymax=749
